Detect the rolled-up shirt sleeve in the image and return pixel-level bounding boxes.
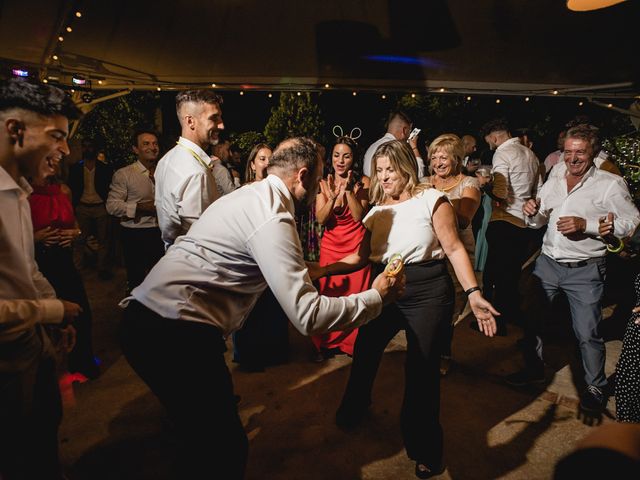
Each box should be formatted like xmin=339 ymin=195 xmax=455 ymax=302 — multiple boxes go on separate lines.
xmin=246 ymin=214 xmax=382 ymax=336
xmin=585 ymin=178 xmax=640 ymax=238
xmin=106 ymin=169 xmax=137 ymax=219
xmin=0 ymin=299 xmax=64 ymax=335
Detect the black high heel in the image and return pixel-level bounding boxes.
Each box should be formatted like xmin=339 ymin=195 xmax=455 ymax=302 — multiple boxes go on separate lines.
xmin=415 ymin=462 xmax=445 ymax=479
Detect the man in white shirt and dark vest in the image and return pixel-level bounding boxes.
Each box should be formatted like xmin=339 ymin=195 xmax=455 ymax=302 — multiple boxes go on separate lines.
xmin=0 ymin=78 xmax=82 ymax=480
xmin=119 ymin=137 xmax=405 ymax=479
xmin=154 ymin=90 xmax=224 ymax=248
xmin=480 ymin=118 xmax=543 ymax=335
xmin=106 ymin=128 xmax=164 ymax=291
xmin=506 ymin=125 xmax=640 ymax=414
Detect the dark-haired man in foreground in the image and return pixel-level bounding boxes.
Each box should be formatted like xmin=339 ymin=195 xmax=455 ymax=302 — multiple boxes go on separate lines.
xmin=0 ymin=79 xmax=82 ymax=480
xmin=120 ymin=137 xmax=405 ymax=479
xmin=154 ymin=89 xmax=224 ymax=247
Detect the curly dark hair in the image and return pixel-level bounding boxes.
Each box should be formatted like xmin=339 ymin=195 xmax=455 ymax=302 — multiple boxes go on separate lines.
xmin=0 ymin=78 xmax=82 ymax=120
xmin=480 ymin=118 xmax=511 ymax=137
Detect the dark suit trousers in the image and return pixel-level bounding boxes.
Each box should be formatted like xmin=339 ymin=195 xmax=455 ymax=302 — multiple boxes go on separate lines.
xmin=120 ymin=301 xmax=248 ymax=480
xmin=120 ymin=226 xmax=164 ymax=290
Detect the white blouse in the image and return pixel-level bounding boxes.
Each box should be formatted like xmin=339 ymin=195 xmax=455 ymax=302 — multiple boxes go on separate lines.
xmin=363 ymin=188 xmax=447 ymax=265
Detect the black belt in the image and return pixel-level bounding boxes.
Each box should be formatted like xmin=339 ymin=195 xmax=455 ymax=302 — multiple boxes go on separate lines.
xmin=555 ymin=257 xmax=603 ymax=268
xmin=78 ymin=201 xmax=104 ymax=206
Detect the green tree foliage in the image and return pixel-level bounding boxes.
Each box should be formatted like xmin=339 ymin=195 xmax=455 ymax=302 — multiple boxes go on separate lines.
xmin=230 ymin=130 xmax=268 ymax=158
xmin=603 ymin=133 xmax=640 ymax=199
xmin=263 ymin=92 xmax=324 ymax=145
xmin=76 ymin=92 xmax=159 ymax=166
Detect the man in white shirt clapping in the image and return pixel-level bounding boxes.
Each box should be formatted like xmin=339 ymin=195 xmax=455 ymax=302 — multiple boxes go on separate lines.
xmin=506 ymin=125 xmax=640 ymax=415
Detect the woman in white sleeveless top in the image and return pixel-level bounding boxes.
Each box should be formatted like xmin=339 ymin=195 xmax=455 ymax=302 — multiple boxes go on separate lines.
xmin=315 ymin=140 xmax=497 ymax=478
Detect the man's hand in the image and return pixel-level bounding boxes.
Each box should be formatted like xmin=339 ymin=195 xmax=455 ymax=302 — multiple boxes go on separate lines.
xmin=59 ymin=325 xmax=77 ymax=353
xmin=371 ymin=270 xmax=406 ymax=305
xmin=61 ymin=300 xmax=82 ymax=323
xmin=557 ymin=216 xmax=586 ymax=236
xmin=598 ymin=212 xmax=615 ymax=238
xmin=136 ymin=201 xmax=156 ymax=215
xmin=34 ymin=226 xmax=60 ymax=246
xmin=523 ymin=198 xmax=540 ymax=217
xmin=58 ymin=228 xmax=81 ymax=247
xmin=305 ymin=261 xmax=325 ymax=281
xmin=633 ymin=306 xmax=640 ymax=325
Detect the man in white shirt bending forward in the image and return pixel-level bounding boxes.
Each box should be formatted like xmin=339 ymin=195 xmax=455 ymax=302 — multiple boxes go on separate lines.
xmin=120 ymin=137 xmax=405 ymax=479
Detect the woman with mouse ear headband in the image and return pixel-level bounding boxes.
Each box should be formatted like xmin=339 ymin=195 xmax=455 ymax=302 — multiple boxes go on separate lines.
xmin=311 ymin=126 xmax=372 ymax=361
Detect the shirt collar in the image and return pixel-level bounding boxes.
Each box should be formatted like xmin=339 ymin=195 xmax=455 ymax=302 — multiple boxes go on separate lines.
xmin=177 ymin=136 xmax=212 ymax=166
xmin=0 ymin=166 xmax=32 ymax=195
xmin=496 ymin=137 xmax=521 ymax=151
xmin=266 ymin=174 xmax=296 ymax=217
xmin=134 ymin=160 xmax=149 ymax=174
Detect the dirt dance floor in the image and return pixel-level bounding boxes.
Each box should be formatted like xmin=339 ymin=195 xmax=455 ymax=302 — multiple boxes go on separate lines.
xmin=59 ymin=262 xmax=625 ymax=480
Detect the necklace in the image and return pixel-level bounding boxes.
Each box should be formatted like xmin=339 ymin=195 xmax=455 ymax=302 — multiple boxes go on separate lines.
xmin=433 ymin=173 xmax=462 ymax=192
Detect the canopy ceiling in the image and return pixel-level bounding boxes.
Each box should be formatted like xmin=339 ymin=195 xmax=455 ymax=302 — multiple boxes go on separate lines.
xmin=0 ymin=0 xmax=638 ymax=97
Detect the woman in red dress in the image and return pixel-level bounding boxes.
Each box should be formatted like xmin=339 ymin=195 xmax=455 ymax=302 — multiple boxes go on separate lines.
xmin=312 ymin=132 xmax=371 ymax=360
xmin=29 ymin=158 xmax=100 ymax=379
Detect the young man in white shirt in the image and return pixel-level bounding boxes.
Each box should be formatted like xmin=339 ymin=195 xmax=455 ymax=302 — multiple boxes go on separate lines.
xmin=362 ymin=110 xmax=413 ymax=178
xmin=154 ymin=90 xmax=224 ymax=247
xmin=480 ymin=118 xmax=543 ymax=335
xmin=120 ymin=137 xmax=405 ymax=479
xmin=106 ymin=129 xmax=164 ymax=290
xmin=507 ymin=126 xmax=640 ymax=414
xmin=0 ymin=79 xmax=83 ymax=480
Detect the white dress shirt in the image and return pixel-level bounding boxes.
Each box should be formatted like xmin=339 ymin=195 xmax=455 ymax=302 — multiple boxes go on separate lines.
xmin=154 ymin=137 xmax=220 ymax=247
xmin=210 ymin=157 xmax=237 ymax=196
xmin=0 ymin=167 xmax=63 ymax=371
xmin=526 ymin=166 xmax=640 ymax=262
xmin=491 ymin=137 xmax=542 ymax=223
xmin=106 ymin=160 xmax=157 ymax=229
xmin=363 ymin=133 xmax=395 ymax=177
xmin=125 ymin=174 xmax=382 ymax=337
xmin=364 ymin=188 xmax=447 ymax=265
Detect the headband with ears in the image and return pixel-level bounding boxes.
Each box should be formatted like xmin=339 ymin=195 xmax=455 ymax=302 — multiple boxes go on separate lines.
xmin=332 ymin=125 xmax=362 ymax=142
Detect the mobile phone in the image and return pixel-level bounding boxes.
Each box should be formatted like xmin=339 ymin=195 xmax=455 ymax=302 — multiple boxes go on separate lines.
xmin=408 ymin=128 xmax=421 ymax=141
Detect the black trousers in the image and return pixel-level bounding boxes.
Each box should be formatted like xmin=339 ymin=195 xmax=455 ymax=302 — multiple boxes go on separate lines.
xmin=35 ymin=245 xmax=96 ymax=375
xmin=338 ymin=261 xmax=453 ymax=467
xmin=120 ymin=226 xmax=164 ymax=290
xmin=120 ymin=301 xmax=248 ymax=479
xmin=483 ymin=220 xmax=531 ymax=326
xmin=0 ymin=335 xmax=63 ymax=480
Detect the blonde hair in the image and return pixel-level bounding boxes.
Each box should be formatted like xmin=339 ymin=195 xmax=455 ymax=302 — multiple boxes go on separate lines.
xmin=427 ymin=134 xmax=464 ymax=176
xmin=369 ymin=140 xmax=431 ymax=205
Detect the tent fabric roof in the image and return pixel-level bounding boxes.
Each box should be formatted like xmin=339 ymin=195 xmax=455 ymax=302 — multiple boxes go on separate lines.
xmin=1 ymin=0 xmax=638 ymax=96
